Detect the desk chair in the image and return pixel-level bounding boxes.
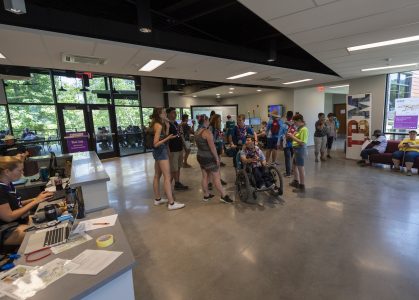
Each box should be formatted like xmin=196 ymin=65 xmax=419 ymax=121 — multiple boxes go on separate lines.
xmin=0 ymin=222 xmax=19 ymax=256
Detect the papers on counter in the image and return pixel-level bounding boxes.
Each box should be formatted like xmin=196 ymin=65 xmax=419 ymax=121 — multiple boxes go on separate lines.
xmin=51 ymin=233 xmax=92 ymax=254
xmin=0 ymin=259 xmax=78 ymax=300
xmin=73 ymin=214 xmax=118 ymax=234
xmin=69 ymin=250 xmax=123 ymax=275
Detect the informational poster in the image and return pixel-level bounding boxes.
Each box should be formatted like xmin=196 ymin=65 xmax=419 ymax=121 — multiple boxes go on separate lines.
xmin=66 ymin=132 xmax=89 ymax=153
xmin=346 ymin=93 xmax=372 ymax=160
xmin=394 ymin=97 xmax=419 ymax=129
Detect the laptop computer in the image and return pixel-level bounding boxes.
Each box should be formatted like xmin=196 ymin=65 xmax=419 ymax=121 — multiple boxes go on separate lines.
xmin=24 ymin=200 xmax=79 ymax=254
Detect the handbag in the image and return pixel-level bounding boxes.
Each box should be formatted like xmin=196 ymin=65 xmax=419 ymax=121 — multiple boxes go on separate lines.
xmin=48 ymin=152 xmax=66 ymax=177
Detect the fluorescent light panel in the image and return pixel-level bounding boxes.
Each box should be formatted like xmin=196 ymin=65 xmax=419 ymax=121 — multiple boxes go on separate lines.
xmin=0 ymin=52 xmax=5 ymax=59
xmin=328 ymin=84 xmax=349 ymax=89
xmin=227 ymin=72 xmax=257 ymax=80
xmin=361 ymin=63 xmax=417 ymax=72
xmin=282 ymin=79 xmax=312 ymax=85
xmin=139 ymin=60 xmax=165 ymax=72
xmin=348 ymin=35 xmax=419 ymax=52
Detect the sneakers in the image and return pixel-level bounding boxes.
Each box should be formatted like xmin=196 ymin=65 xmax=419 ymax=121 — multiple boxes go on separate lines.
xmin=289 ymin=180 xmax=299 ymax=188
xmin=258 ymin=184 xmax=266 ymax=190
xmin=407 ymin=170 xmax=413 ymax=176
xmin=267 ymin=183 xmax=276 ymax=190
xmin=168 ymin=201 xmax=185 ymax=210
xmin=292 ymin=184 xmax=305 ymax=193
xmin=221 ymin=179 xmax=227 ymax=186
xmin=154 ymin=198 xmax=169 ymax=206
xmin=203 ymin=194 xmax=215 ymax=202
xmin=220 ymin=195 xmax=234 ymax=204
xmin=174 ymin=182 xmax=189 ymax=190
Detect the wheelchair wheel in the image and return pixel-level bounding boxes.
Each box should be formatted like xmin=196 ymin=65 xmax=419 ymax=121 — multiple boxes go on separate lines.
xmin=236 ymin=169 xmax=251 ymax=201
xmin=268 ymin=165 xmax=284 ymax=196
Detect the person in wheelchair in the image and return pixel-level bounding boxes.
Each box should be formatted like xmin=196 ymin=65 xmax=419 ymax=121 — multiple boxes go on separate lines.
xmin=240 ymin=135 xmax=275 ymax=190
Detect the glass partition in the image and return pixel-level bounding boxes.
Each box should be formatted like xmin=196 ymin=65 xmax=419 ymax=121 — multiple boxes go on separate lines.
xmin=0 ymin=106 xmax=10 ymax=141
xmin=112 ymin=78 xmax=135 ymax=91
xmin=54 ymin=76 xmax=85 ymax=104
xmin=142 ymin=107 xmax=153 ymax=128
xmin=5 ymin=73 xmax=53 ymax=104
xmin=86 ymin=76 xmax=109 ymax=104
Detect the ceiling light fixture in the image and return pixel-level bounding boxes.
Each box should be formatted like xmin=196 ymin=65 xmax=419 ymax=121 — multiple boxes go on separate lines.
xmin=0 ymin=52 xmax=5 ymax=59
xmin=228 ymin=91 xmax=233 ymax=94
xmin=267 ymin=39 xmax=277 ymax=62
xmin=3 ymin=0 xmax=26 ymax=14
xmin=139 ymin=60 xmax=166 ymax=72
xmin=137 ymin=0 xmax=152 ymax=33
xmin=229 ymin=87 xmax=235 ymax=90
xmin=282 ymin=79 xmax=313 ymax=85
xmin=216 ymin=93 xmax=220 ymax=96
xmin=257 ymin=89 xmax=262 ymax=92
xmin=348 ymin=35 xmax=419 ymax=52
xmin=227 ymin=72 xmax=257 ymax=80
xmin=328 ymin=84 xmax=349 ymax=89
xmin=361 ymin=63 xmax=418 ymax=72
xmin=193 ymin=95 xmax=197 ymax=98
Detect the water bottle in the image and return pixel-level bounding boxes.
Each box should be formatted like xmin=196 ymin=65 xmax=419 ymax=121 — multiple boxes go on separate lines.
xmin=54 ymin=172 xmax=63 ymax=191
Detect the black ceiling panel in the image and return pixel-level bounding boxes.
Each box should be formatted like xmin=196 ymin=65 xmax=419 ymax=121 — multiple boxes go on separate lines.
xmin=0 ymin=0 xmax=339 ymax=76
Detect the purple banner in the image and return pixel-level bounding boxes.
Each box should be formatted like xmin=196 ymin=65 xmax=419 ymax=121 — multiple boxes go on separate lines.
xmin=394 ymin=116 xmax=418 ymax=129
xmin=66 ymin=132 xmax=89 ymax=153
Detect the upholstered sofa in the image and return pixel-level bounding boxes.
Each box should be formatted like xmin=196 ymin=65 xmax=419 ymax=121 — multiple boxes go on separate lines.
xmin=369 ymin=140 xmax=419 ymax=168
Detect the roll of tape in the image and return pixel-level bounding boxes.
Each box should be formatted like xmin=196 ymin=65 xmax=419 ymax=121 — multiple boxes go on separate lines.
xmin=96 ymin=234 xmax=114 ymax=248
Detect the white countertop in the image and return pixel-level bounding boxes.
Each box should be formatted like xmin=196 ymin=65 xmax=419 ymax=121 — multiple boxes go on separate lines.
xmin=69 ymin=151 xmax=110 ymax=188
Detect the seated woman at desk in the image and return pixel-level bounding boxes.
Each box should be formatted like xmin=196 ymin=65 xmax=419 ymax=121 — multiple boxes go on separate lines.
xmin=0 ymin=156 xmax=53 ymax=245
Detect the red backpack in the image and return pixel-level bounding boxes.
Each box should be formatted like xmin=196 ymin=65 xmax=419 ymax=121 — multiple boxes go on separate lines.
xmin=271 ymin=119 xmax=279 ymax=134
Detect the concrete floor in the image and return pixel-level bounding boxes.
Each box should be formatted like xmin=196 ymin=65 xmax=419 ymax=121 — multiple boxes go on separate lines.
xmin=103 ymin=146 xmax=419 ymax=300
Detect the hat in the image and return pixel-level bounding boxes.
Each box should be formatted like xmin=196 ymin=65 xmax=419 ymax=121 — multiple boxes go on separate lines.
xmin=227 ymin=115 xmax=231 ymax=119
xmin=2 ymin=135 xmax=16 ymax=141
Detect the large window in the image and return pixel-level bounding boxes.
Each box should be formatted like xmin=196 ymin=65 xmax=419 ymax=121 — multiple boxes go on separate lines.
xmin=86 ymin=77 xmax=108 ymax=104
xmin=5 ymin=73 xmax=53 ymax=104
xmin=142 ymin=107 xmax=153 ymax=128
xmin=54 ymin=76 xmax=85 ymax=104
xmin=0 ymin=106 xmax=10 ymax=138
xmin=112 ymin=78 xmax=136 ymax=91
xmin=385 ymin=71 xmax=419 ymax=135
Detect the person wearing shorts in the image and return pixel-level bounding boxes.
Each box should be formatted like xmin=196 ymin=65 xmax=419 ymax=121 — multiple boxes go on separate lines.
xmin=287 ymin=114 xmax=309 ymax=193
xmin=166 ymin=107 xmax=188 ymax=191
xmin=181 ymin=114 xmax=194 ymax=168
xmin=265 ymin=110 xmax=283 ymax=165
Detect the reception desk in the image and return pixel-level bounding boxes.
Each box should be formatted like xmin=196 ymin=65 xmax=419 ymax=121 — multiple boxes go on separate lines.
xmin=70 ymin=151 xmax=110 ymax=213
xmin=13 ymin=208 xmax=136 ymax=300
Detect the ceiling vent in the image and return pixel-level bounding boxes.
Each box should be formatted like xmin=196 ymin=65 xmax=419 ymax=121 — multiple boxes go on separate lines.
xmin=62 ymin=53 xmax=107 ymax=65
xmin=258 ymin=76 xmax=282 ymax=82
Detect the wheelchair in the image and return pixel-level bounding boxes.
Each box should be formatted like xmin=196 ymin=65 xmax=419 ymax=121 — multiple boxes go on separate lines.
xmin=234 ymin=151 xmax=284 ymax=202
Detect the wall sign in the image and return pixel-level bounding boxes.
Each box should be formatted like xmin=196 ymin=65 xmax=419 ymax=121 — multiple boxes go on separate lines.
xmin=394 ymin=97 xmax=419 ymax=129
xmin=66 ymin=132 xmax=89 ymax=153
xmin=346 ymin=93 xmax=372 ymax=160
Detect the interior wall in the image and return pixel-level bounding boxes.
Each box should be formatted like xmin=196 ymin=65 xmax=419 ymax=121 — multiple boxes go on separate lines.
xmin=294 ymin=87 xmax=325 ymax=146
xmin=324 ymin=93 xmax=333 ymax=116
xmin=140 ymin=77 xmax=165 ymax=107
xmin=222 ymin=89 xmax=294 ymax=121
xmin=168 ymin=94 xmax=219 ymax=107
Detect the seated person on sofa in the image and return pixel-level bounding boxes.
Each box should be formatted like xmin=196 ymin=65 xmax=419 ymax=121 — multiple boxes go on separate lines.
xmin=240 ymin=135 xmax=274 ymax=190
xmin=358 ymin=129 xmax=387 ymax=166
xmin=392 ymin=130 xmax=419 ymax=176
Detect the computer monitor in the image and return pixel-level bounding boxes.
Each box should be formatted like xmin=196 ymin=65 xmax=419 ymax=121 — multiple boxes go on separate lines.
xmin=268 ymin=105 xmax=284 ymax=117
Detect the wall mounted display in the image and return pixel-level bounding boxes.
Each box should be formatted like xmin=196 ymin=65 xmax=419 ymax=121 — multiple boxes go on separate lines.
xmin=346 ymin=93 xmax=372 ymax=160
xmin=268 ymin=105 xmax=284 ymax=117
xmin=394 ymin=98 xmax=419 ymax=129
xmin=191 ymin=105 xmax=238 ymax=131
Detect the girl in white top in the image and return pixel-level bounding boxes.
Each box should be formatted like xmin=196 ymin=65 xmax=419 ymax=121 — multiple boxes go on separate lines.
xmin=325 ymin=113 xmax=337 ymax=159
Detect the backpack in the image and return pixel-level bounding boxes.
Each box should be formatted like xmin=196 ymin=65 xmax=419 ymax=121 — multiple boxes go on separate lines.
xmin=145 ymin=127 xmax=155 ymax=149
xmin=271 ymin=119 xmax=280 ymax=134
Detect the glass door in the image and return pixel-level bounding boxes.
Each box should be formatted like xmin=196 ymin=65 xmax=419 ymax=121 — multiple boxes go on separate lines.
xmin=88 ymin=105 xmax=117 ymax=159
xmin=57 ymin=105 xmax=90 ymax=154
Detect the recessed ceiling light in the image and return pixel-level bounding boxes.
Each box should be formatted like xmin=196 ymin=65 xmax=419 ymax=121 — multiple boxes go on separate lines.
xmin=282 ymin=79 xmax=313 ymax=85
xmin=139 ymin=27 xmax=152 ymax=33
xmin=361 ymin=63 xmax=418 ymax=72
xmin=193 ymin=95 xmax=197 ymax=98
xmin=216 ymin=93 xmax=220 ymax=96
xmin=0 ymin=52 xmax=5 ymax=59
xmin=328 ymin=84 xmax=350 ymax=89
xmin=348 ymin=35 xmax=419 ymax=52
xmin=229 ymin=87 xmax=235 ymax=90
xmin=139 ymin=60 xmax=166 ymax=72
xmin=227 ymin=72 xmax=257 ymax=80
xmin=257 ymin=89 xmax=262 ymax=92
xmin=4 ymin=0 xmax=26 ymax=14
xmin=228 ymin=91 xmax=233 ymax=94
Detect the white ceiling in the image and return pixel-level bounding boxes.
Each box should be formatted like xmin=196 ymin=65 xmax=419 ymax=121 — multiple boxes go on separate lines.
xmin=2 ymin=0 xmax=419 ymax=89
xmin=239 ymin=0 xmax=419 ymax=79
xmin=183 ymin=85 xmax=276 ymax=98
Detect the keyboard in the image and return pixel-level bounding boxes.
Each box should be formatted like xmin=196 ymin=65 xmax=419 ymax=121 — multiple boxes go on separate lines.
xmin=43 ymin=226 xmax=69 ymax=247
